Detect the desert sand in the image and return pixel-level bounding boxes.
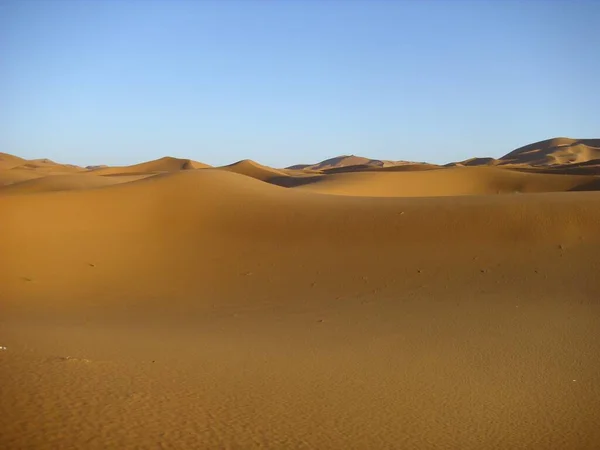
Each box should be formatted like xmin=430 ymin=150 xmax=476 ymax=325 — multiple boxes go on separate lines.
xmin=1 ymin=138 xmax=600 ymax=449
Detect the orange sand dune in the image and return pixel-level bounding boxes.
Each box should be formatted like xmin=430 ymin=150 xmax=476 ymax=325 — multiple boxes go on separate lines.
xmin=2 ymin=164 xmax=600 ymax=449
xmin=0 ymin=168 xmax=46 ymax=186
xmin=0 ymin=172 xmax=154 ymax=195
xmin=291 ymin=166 xmax=600 ymax=197
xmin=450 ymin=156 xmax=499 ymax=167
xmin=219 ymin=158 xmax=289 ymax=181
xmin=12 ymin=160 xmax=83 ymax=173
xmin=451 ymin=137 xmax=600 ymax=168
xmin=0 ymin=153 xmax=81 ymax=173
xmin=87 ymin=156 xmax=210 ymax=175
xmin=506 ymin=160 xmax=600 ymax=176
xmin=0 ymin=152 xmax=29 ymax=170
xmin=322 ymin=162 xmax=441 ymax=174
xmin=499 ymin=137 xmax=600 ymax=166
xmin=287 ymin=154 xmax=413 ymax=171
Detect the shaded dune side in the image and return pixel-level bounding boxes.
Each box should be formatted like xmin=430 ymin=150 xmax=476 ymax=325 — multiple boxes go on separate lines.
xmin=2 ymin=168 xmax=600 ymax=314
xmin=291 ymin=166 xmax=600 ymax=197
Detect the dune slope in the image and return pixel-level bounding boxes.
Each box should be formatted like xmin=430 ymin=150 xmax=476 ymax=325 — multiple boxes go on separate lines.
xmin=1 ymin=169 xmax=600 ymax=449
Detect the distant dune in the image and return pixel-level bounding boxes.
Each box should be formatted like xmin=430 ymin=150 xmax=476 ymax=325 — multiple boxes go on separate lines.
xmin=0 ymin=152 xmax=28 ymax=170
xmin=0 ymin=168 xmax=46 ymax=186
xmin=287 ymin=154 xmax=416 ymax=171
xmin=87 ymin=156 xmax=210 ymax=175
xmin=219 ymin=159 xmax=289 ymax=181
xmin=2 ymin=138 xmax=600 ymax=198
xmin=449 ymin=157 xmax=499 ymax=167
xmin=14 ymin=160 xmax=83 ymax=173
xmin=290 ymin=166 xmax=600 ymax=197
xmin=0 ymin=153 xmax=81 ymax=173
xmin=450 ymin=137 xmax=600 ymax=170
xmin=0 ymin=173 xmax=154 ymax=195
xmin=2 ymin=137 xmax=600 ymax=449
xmin=322 ymin=162 xmax=440 ymax=174
xmin=498 ymin=137 xmax=600 ymax=166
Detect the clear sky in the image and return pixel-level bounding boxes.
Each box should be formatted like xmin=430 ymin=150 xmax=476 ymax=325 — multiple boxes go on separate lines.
xmin=1 ymin=0 xmax=598 ymax=168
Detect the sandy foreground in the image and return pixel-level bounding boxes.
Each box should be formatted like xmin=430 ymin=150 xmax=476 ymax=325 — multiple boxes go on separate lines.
xmin=1 ymin=152 xmax=600 ymax=449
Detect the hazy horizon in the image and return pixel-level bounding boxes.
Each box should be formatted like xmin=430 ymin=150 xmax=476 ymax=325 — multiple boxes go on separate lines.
xmin=2 ymin=0 xmax=598 ymax=168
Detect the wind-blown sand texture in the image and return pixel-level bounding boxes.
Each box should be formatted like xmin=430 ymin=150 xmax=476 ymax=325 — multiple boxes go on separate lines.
xmin=2 ymin=138 xmax=600 ymax=449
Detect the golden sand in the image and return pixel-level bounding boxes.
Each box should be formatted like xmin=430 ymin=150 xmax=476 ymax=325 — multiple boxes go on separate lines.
xmin=2 ymin=141 xmax=600 ymax=449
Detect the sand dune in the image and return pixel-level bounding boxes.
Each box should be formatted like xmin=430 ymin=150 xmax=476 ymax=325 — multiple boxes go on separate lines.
xmin=290 ymin=166 xmax=600 ymax=197
xmin=499 ymin=137 xmax=600 ymax=166
xmin=0 ymin=168 xmax=46 ymax=186
xmin=0 ymin=153 xmax=81 ymax=173
xmin=507 ymin=161 xmax=600 ymax=176
xmin=13 ymin=160 xmax=83 ymax=173
xmin=287 ymin=154 xmax=414 ymax=171
xmin=3 ymin=168 xmax=600 ymax=302
xmin=0 ymin=152 xmax=28 ymax=170
xmin=0 ymin=173 xmax=154 ymax=195
xmin=2 ymin=141 xmax=600 ymax=448
xmin=87 ymin=156 xmax=210 ymax=175
xmin=451 ymin=138 xmax=600 ymax=168
xmin=450 ymin=156 xmax=499 ymax=167
xmin=322 ymin=162 xmax=441 ymax=174
xmin=219 ymin=159 xmax=289 ymax=181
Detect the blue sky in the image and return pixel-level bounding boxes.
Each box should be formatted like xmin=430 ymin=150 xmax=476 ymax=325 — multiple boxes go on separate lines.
xmin=1 ymin=0 xmax=598 ymax=168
